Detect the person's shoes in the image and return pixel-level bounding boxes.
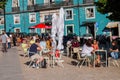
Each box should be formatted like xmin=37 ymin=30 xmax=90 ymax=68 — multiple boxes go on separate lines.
xmin=32 ymin=64 xmax=36 ymax=68
xmin=36 ymin=66 xmax=39 ymax=69
xmin=95 ymin=63 xmax=101 ymax=67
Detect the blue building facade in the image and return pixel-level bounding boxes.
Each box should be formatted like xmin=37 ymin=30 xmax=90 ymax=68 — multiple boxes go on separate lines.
xmin=0 ymin=0 xmax=110 ymax=37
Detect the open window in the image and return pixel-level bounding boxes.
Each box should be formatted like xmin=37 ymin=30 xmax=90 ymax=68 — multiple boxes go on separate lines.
xmin=85 ymin=6 xmax=95 ymax=19
xmin=0 ymin=16 xmax=4 ymax=25
xmin=65 ymin=9 xmax=73 ymax=20
xmin=12 ymin=0 xmax=19 ymax=7
xmin=14 ymin=14 xmax=20 ymax=24
xmin=29 ymin=13 xmax=36 ymax=23
xmin=66 ymin=24 xmax=74 ymax=35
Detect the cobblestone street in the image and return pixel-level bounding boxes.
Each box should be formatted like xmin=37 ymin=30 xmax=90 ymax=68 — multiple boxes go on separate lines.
xmin=0 ymin=47 xmax=120 ymax=80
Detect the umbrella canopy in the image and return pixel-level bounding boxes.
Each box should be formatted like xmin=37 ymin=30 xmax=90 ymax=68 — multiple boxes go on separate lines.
xmin=34 ymin=23 xmax=46 ymax=28
xmin=102 ymin=27 xmax=111 ymax=32
xmin=45 ymin=25 xmax=52 ymax=29
xmin=29 ymin=23 xmax=52 ymax=29
xmin=106 ymin=22 xmax=119 ymax=28
xmin=57 ymin=7 xmax=65 ymax=50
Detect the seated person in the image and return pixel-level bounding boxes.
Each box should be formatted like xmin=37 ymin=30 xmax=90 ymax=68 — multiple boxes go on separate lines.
xmin=71 ymin=36 xmax=80 ymax=48
xmin=29 ymin=36 xmax=35 ymax=45
xmin=21 ymin=39 xmax=29 ymax=55
xmin=29 ymin=39 xmax=44 ymax=68
xmin=92 ymin=39 xmax=101 ymax=66
xmin=40 ymin=38 xmax=46 ymax=50
xmin=81 ymin=39 xmax=95 ymax=66
xmin=110 ymin=40 xmax=119 ymax=60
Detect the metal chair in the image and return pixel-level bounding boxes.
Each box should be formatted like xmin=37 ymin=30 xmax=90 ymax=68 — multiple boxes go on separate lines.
xmin=76 ymin=52 xmax=90 ymax=68
xmin=27 ymin=49 xmax=38 ymax=68
xmin=108 ymin=57 xmax=119 ymax=67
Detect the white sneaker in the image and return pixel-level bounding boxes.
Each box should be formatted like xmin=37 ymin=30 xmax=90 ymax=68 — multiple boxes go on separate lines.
xmin=36 ymin=66 xmax=39 ymax=69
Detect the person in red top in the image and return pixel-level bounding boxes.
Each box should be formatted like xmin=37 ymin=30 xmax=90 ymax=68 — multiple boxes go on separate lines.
xmin=92 ymin=39 xmax=101 ymax=66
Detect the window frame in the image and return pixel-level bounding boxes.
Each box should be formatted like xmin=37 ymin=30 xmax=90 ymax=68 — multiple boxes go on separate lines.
xmin=29 ymin=28 xmax=37 ymax=33
xmin=28 ymin=0 xmax=36 ymax=6
xmin=0 ymin=16 xmax=4 ymax=25
xmin=85 ymin=6 xmax=95 ymax=19
xmin=65 ymin=9 xmax=74 ymax=20
xmin=29 ymin=13 xmax=36 ymax=23
xmin=14 ymin=28 xmax=21 ymax=33
xmin=66 ymin=24 xmax=74 ymax=35
xmin=12 ymin=0 xmax=19 ymax=7
xmin=13 ymin=14 xmax=20 ymax=24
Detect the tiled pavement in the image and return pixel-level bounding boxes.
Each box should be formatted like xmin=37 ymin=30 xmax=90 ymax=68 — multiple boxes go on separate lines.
xmin=0 ymin=46 xmax=120 ymax=80
xmin=0 ymin=47 xmax=24 ymax=80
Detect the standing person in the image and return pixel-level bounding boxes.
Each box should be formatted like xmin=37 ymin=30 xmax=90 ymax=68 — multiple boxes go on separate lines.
xmin=7 ymin=36 xmax=11 ymax=49
xmin=0 ymin=32 xmax=8 ymax=52
xmin=12 ymin=34 xmax=17 ymax=46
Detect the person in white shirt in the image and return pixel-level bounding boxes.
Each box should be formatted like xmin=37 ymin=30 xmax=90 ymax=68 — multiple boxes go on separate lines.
xmin=7 ymin=36 xmax=11 ymax=48
xmin=81 ymin=39 xmax=95 ymax=66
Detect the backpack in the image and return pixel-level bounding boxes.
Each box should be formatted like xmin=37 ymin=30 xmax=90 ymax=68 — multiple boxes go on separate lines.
xmin=41 ymin=59 xmax=47 ymax=68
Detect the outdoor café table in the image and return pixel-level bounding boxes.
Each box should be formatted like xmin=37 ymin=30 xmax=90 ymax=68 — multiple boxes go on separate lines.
xmin=94 ymin=49 xmax=107 ymax=68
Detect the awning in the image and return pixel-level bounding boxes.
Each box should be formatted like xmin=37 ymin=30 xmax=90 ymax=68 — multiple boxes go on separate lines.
xmin=106 ymin=22 xmax=119 ymax=28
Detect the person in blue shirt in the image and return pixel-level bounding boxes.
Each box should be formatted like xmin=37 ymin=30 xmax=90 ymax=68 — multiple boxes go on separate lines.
xmin=110 ymin=40 xmax=119 ymax=59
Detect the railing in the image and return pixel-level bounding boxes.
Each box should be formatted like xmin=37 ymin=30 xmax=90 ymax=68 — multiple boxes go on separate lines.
xmin=28 ymin=1 xmax=73 ymax=11
xmin=83 ymin=0 xmax=94 ymax=4
xmin=27 ymin=5 xmax=35 ymax=11
xmin=12 ymin=7 xmax=20 ymax=12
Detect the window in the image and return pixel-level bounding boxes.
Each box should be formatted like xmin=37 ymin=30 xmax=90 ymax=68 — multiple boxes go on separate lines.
xmin=44 ymin=15 xmax=52 ymax=22
xmin=14 ymin=14 xmax=20 ymax=24
xmin=66 ymin=24 xmax=74 ymax=35
xmin=44 ymin=0 xmax=54 ymax=4
xmin=0 ymin=29 xmax=4 ymax=34
xmin=0 ymin=16 xmax=4 ymax=25
xmin=65 ymin=9 xmax=73 ymax=20
xmin=28 ymin=0 xmax=35 ymax=5
xmin=30 ymin=28 xmax=37 ymax=33
xmin=85 ymin=7 xmax=95 ymax=19
xmin=12 ymin=0 xmax=19 ymax=7
xmin=29 ymin=13 xmax=36 ymax=23
xmin=0 ymin=9 xmax=4 ymax=14
xmin=14 ymin=28 xmax=21 ymax=33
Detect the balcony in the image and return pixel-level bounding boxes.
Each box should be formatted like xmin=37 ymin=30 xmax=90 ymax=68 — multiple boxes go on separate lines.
xmin=27 ymin=5 xmax=35 ymax=11
xmin=33 ymin=1 xmax=73 ymax=11
xmin=83 ymin=0 xmax=94 ymax=4
xmin=12 ymin=7 xmax=20 ymax=12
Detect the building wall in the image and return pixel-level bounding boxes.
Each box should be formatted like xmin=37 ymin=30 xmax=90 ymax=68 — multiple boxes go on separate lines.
xmin=0 ymin=0 xmax=110 ymax=36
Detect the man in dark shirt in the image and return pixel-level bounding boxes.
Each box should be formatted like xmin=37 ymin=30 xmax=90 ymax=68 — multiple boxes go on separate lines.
xmin=29 ymin=39 xmax=43 ymax=68
xmin=110 ymin=40 xmax=119 ymax=59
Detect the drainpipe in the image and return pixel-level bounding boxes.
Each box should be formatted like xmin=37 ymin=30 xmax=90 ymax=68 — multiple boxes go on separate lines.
xmin=77 ymin=0 xmax=80 ymax=36
xmin=3 ymin=5 xmax=6 ymax=32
